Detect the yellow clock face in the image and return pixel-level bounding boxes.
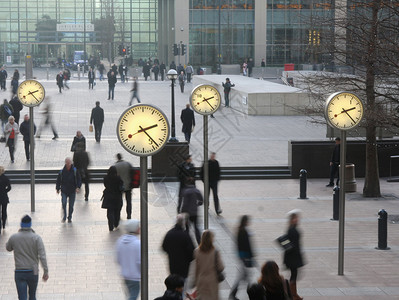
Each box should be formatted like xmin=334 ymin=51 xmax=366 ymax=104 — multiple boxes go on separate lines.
xmin=190 ymin=84 xmax=221 ymax=115
xmin=17 ymin=80 xmax=46 ymax=107
xmin=325 ymin=92 xmax=364 ymax=130
xmin=117 ymin=104 xmax=170 ymax=156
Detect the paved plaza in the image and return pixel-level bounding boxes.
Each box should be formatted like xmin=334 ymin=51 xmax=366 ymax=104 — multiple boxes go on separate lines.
xmin=0 ymin=71 xmax=398 ymax=299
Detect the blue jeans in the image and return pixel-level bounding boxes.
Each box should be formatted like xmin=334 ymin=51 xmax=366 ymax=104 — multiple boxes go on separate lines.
xmin=224 ymin=92 xmax=230 ymax=107
xmin=125 ymin=280 xmax=140 ymax=300
xmin=15 ymin=270 xmax=38 ymax=300
xmin=108 ymin=86 xmax=115 ymax=99
xmin=61 ymin=192 xmax=76 ymax=221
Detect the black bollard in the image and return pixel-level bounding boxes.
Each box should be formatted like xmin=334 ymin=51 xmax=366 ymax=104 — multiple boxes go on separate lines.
xmin=299 ymin=169 xmax=308 ymax=199
xmin=376 ymin=209 xmax=390 ymax=250
xmin=332 ymin=186 xmax=339 ymax=220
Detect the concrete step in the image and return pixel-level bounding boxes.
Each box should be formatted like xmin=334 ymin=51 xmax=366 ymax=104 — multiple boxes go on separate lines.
xmin=5 ymin=166 xmax=291 ymax=184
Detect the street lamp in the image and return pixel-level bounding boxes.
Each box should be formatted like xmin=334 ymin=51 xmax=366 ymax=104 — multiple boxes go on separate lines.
xmin=167 ymin=69 xmax=179 ymax=142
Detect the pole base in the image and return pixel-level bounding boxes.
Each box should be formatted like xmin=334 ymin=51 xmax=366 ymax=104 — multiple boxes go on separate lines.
xmin=168 ymin=137 xmax=179 ymax=143
xmin=298 ymin=197 xmax=308 ymax=199
xmin=330 ymin=218 xmax=339 ymax=221
xmin=375 ymin=247 xmax=391 ymax=250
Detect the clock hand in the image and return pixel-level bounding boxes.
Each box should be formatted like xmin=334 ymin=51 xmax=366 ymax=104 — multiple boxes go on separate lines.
xmin=203 ymin=99 xmax=214 ymax=110
xmin=128 ymin=124 xmax=158 ymax=137
xmin=28 ymin=90 xmax=39 ymax=94
xmin=342 ymin=107 xmax=356 ymax=124
xmin=333 ymin=107 xmax=356 ymax=118
xmin=27 ymin=91 xmax=40 ymax=102
xmin=202 ymin=96 xmax=214 ymax=101
xmin=139 ymin=126 xmax=159 ymax=147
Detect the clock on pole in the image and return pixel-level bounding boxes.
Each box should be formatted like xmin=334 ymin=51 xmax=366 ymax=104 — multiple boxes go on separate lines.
xmin=190 ymin=84 xmax=221 ymax=115
xmin=17 ymin=79 xmax=46 ymax=107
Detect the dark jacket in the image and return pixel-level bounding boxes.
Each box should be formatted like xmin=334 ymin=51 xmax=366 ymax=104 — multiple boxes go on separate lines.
xmin=331 ymin=144 xmax=340 ymax=163
xmin=0 ymin=174 xmax=11 ymax=204
xmin=73 ymin=150 xmax=90 ymax=181
xmin=0 ymin=101 xmax=14 ymax=122
xmin=177 ymin=161 xmax=195 ymax=185
xmin=90 ymin=106 xmax=104 ymax=126
xmin=143 ymin=64 xmax=151 ymax=77
xmin=247 ymin=282 xmax=286 ymax=300
xmin=169 ymin=62 xmax=176 ymax=70
xmin=9 ymin=97 xmax=23 ymax=123
xmin=200 ymin=159 xmax=220 ymax=184
xmin=102 ymin=175 xmax=123 ymax=209
xmin=222 ymin=81 xmax=235 ymax=93
xmin=160 ymin=63 xmax=166 ymax=73
xmin=71 ymin=135 xmax=86 ymax=152
xmin=56 ymin=165 xmax=82 ymax=195
xmin=283 ymin=225 xmax=304 ymax=269
xmin=180 ymin=108 xmax=195 ymax=133
xmin=238 ymin=227 xmax=253 ymax=260
xmin=154 ymin=290 xmax=183 ymax=300
xmin=19 ymin=120 xmax=37 ymax=141
xmin=88 ymin=70 xmax=95 ymax=82
xmin=56 ymin=74 xmax=64 ymax=87
xmin=162 ymin=224 xmax=195 ymax=278
xmin=107 ymin=72 xmax=117 ymax=87
xmin=180 ymin=185 xmax=203 ymax=216
xmin=11 ymin=79 xmax=18 ymax=94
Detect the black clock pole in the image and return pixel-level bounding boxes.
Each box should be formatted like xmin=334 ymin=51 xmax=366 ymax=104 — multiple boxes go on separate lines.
xmin=338 ymin=130 xmax=346 ymax=275
xmin=203 ymin=115 xmax=209 ymax=229
xmin=140 ymin=156 xmax=149 ymax=300
xmin=29 ymin=106 xmax=35 ymax=212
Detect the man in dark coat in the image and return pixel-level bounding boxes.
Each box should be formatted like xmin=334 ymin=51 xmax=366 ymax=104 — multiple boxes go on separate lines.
xmin=107 ymin=71 xmax=117 ymax=100
xmin=200 ymin=152 xmax=222 ymax=215
xmin=88 ymin=67 xmax=95 ymax=89
xmin=326 ymin=137 xmax=341 ymax=187
xmin=56 ymin=71 xmax=64 ymax=93
xmin=160 ymin=62 xmax=166 ymax=81
xmin=222 ymin=78 xmax=235 ymax=107
xmin=169 ymin=61 xmax=176 ymax=70
xmin=152 ymin=64 xmax=160 ymax=81
xmin=9 ymin=96 xmax=23 ymax=124
xmin=178 ymin=71 xmax=185 ymax=93
xmin=162 ymin=214 xmax=195 ymax=279
xmin=70 ymin=130 xmax=86 ymax=152
xmin=73 ymin=143 xmax=90 ymax=201
xmin=19 ymin=114 xmax=36 ymax=161
xmin=0 ymin=66 xmax=7 ymax=91
xmin=177 ymin=155 xmax=195 ymax=214
xmin=90 ymin=101 xmax=104 ymax=142
xmin=180 ymin=104 xmax=195 ymax=143
xmin=143 ymin=62 xmax=151 ymax=81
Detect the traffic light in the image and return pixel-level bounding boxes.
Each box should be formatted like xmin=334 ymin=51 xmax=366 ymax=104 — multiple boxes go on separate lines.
xmin=173 ymin=44 xmax=179 ymax=56
xmin=181 ymin=44 xmax=186 ymax=56
xmin=126 ymin=46 xmax=130 ymax=55
xmin=122 ymin=47 xmax=127 ymax=55
xmin=118 ymin=45 xmax=123 ymax=56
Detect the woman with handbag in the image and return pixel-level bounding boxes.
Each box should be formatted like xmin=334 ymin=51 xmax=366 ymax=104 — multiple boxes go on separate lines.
xmin=102 ymin=166 xmax=123 ymax=231
xmin=229 ymin=215 xmax=254 ymax=300
xmin=283 ymin=210 xmax=304 ymax=300
xmin=193 ymin=230 xmax=224 ymax=300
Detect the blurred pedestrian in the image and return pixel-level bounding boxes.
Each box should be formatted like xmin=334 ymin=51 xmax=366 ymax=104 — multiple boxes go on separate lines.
xmin=185 ymin=63 xmax=194 ymax=83
xmin=129 ymin=77 xmax=141 ymax=105
xmin=0 ymin=66 xmax=7 ymax=91
xmin=6 ymin=215 xmax=49 ymax=299
xmin=247 ymin=261 xmax=291 ymax=300
xmin=9 ymin=95 xmax=23 ymax=124
xmin=143 ymin=62 xmax=151 ymax=81
xmin=177 ymin=155 xmax=195 ymax=212
xmin=180 ymin=177 xmax=203 ymax=244
xmin=98 ymin=63 xmax=105 ymax=81
xmin=229 ymin=215 xmax=254 ymax=300
xmin=107 ymin=71 xmax=117 ymax=100
xmin=19 ymin=114 xmax=37 ymax=161
xmin=102 ymin=166 xmax=123 ymax=231
xmin=63 ymin=69 xmax=71 ymax=89
xmin=11 ymin=69 xmax=19 ymax=95
xmin=56 ymin=157 xmax=81 ymax=223
xmin=326 ymin=137 xmax=341 ymax=187
xmin=88 ymin=67 xmax=95 ymax=89
xmin=0 ymin=166 xmax=11 ymax=233
xmin=56 ymin=71 xmax=64 ymax=93
xmin=36 ymin=101 xmax=58 ymax=140
xmin=180 ymin=104 xmax=195 ymax=143
xmin=116 ymin=219 xmax=141 ymax=300
xmin=73 ymin=143 xmax=90 ymax=201
xmin=284 ymin=209 xmax=305 ymax=300
xmin=222 ymin=78 xmax=235 ymax=107
xmin=152 ymin=63 xmax=160 ymax=81
xmin=178 ymin=71 xmax=185 ymax=93
xmin=70 ymin=130 xmax=86 ymax=152
xmin=200 ymin=152 xmax=222 ymax=215
xmin=155 ymin=274 xmax=185 ymax=300
xmin=119 ymin=64 xmax=125 ymax=83
xmin=115 ymin=153 xmax=134 ymax=219
xmin=160 ymin=62 xmax=166 ymax=81
xmin=170 ymin=61 xmax=176 ymax=71
xmin=193 ymin=230 xmax=224 ymax=300
xmin=248 ymin=58 xmax=254 ymax=77
xmin=162 ymin=214 xmax=195 ymax=280
xmin=90 ymin=101 xmax=104 ymax=142
xmin=5 ymin=115 xmax=19 ymax=163
xmin=0 ymin=99 xmax=13 ymax=141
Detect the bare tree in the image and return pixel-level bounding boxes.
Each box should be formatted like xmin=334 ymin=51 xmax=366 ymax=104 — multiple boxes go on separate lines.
xmin=299 ymin=0 xmax=399 ymax=197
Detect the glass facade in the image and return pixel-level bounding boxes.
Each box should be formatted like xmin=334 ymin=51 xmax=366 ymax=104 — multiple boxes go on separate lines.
xmin=189 ymin=0 xmax=255 ymax=69
xmin=0 ymin=0 xmax=157 ymax=65
xmin=266 ymin=0 xmax=334 ymax=67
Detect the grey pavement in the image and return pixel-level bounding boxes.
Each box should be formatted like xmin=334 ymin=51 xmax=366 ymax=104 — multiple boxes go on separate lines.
xmin=0 ymin=73 xmax=398 ymax=299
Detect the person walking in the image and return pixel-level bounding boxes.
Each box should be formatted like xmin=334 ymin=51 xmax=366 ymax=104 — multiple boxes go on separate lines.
xmin=0 ymin=66 xmax=8 ymax=91
xmin=70 ymin=130 xmax=86 ymax=152
xmin=36 ymin=101 xmax=58 ymax=140
xmin=222 ymin=78 xmax=235 ymax=107
xmin=11 ymin=69 xmax=19 ymax=95
xmin=98 ymin=63 xmax=105 ymax=81
xmin=56 ymin=157 xmax=82 ymax=223
xmin=326 ymin=137 xmax=341 ymax=187
xmin=116 ymin=219 xmax=141 ymax=300
xmin=178 ymin=71 xmax=185 ymax=93
xmin=90 ymin=101 xmax=104 ymax=142
xmin=129 ymin=77 xmax=141 ymax=105
xmin=169 ymin=61 xmax=176 ymax=71
xmin=10 ymin=96 xmax=23 ymax=124
xmin=177 ymin=155 xmax=196 ymax=213
xmin=19 ymin=114 xmax=36 ymax=161
xmin=160 ymin=62 xmax=166 ymax=81
xmin=6 ymin=215 xmax=49 ymax=299
xmin=247 ymin=261 xmax=291 ymax=300
xmin=119 ymin=64 xmax=125 ymax=83
xmin=115 ymin=153 xmax=134 ymax=219
xmin=102 ymin=166 xmax=123 ymax=231
xmin=107 ymin=71 xmax=117 ymax=100
xmin=200 ymin=152 xmax=222 ymax=215
xmin=56 ymin=71 xmax=64 ymax=93
xmin=155 ymin=274 xmax=185 ymax=300
xmin=88 ymin=67 xmax=95 ymax=89
xmin=73 ymin=143 xmax=90 ymax=201
xmin=185 ymin=64 xmax=194 ymax=83
xmin=0 ymin=166 xmax=11 ymax=233
xmin=284 ymin=209 xmax=305 ymax=300
xmin=247 ymin=58 xmax=254 ymax=77
xmin=193 ymin=230 xmax=225 ymax=300
xmin=143 ymin=62 xmax=151 ymax=81
xmin=152 ymin=64 xmax=160 ymax=81
xmin=63 ymin=69 xmax=71 ymax=89
xmin=5 ymin=116 xmax=19 ymax=163
xmin=162 ymin=214 xmax=195 ymax=279
xmin=1 ymin=99 xmax=14 ymax=141
xmin=179 ymin=177 xmax=203 ymax=245
xmin=229 ymin=215 xmax=255 ymax=300
xmin=180 ymin=104 xmax=195 ymax=143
